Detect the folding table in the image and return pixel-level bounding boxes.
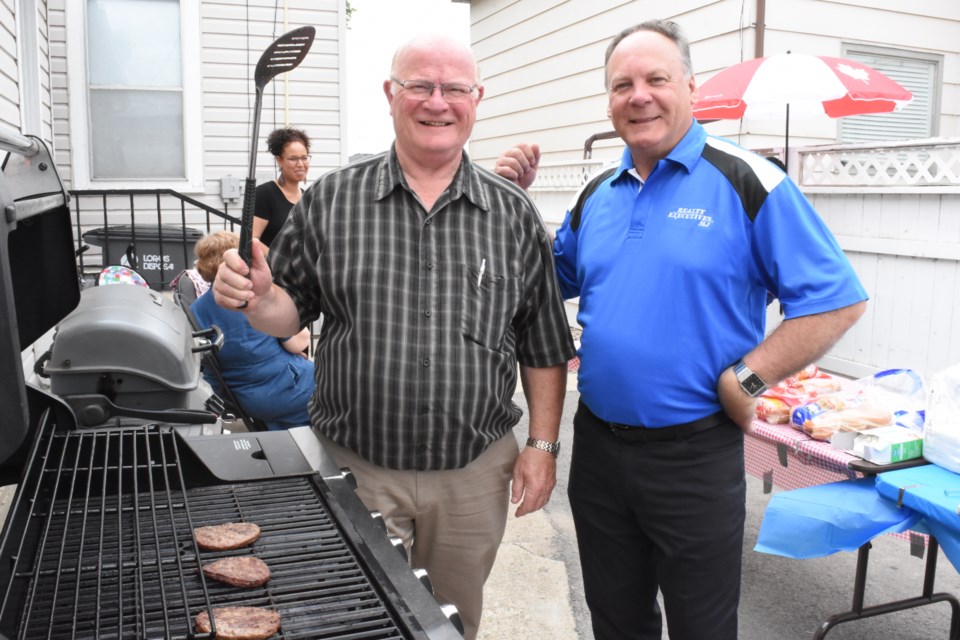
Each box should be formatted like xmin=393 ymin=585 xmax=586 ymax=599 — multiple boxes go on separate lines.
xmin=747 ymin=420 xmax=960 ymax=638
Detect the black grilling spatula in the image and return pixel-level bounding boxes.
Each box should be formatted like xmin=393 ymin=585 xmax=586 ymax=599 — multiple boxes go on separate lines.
xmin=239 ymin=26 xmax=315 ymax=265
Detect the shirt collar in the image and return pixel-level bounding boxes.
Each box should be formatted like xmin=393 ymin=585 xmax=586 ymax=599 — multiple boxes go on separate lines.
xmin=376 ymin=144 xmax=490 ymax=212
xmin=611 ymin=119 xmax=707 ymax=186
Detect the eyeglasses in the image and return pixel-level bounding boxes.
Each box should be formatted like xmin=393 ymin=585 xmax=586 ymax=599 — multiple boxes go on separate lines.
xmin=391 ymin=78 xmax=477 ymax=102
xmin=284 ymin=155 xmax=311 ymax=164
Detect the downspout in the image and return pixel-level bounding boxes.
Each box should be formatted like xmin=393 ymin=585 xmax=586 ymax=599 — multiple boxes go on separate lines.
xmin=754 ymin=0 xmax=765 ymax=58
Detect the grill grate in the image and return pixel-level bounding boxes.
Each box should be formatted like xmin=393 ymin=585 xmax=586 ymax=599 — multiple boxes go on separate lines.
xmin=0 ymin=420 xmax=410 ymax=640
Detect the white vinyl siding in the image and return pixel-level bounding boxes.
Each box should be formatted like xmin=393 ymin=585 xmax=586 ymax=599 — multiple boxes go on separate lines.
xmin=0 ymin=0 xmax=18 ymax=130
xmin=841 ymin=47 xmax=941 ymax=144
xmin=197 ymin=2 xmax=343 ymax=203
xmin=468 ymin=0 xmax=960 ymax=167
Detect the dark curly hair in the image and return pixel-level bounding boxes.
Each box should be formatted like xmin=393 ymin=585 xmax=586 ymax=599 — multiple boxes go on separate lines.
xmin=266 ymin=127 xmax=311 ymax=158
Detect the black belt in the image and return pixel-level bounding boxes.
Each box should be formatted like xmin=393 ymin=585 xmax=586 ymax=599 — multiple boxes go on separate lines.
xmin=580 ymin=400 xmax=729 ymax=443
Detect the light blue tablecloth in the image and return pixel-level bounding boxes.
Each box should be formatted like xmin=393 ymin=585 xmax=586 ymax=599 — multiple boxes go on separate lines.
xmin=756 ymin=463 xmax=960 ymax=573
xmin=875 ymin=464 xmax=960 ymax=570
xmin=755 ymin=477 xmax=920 ymax=559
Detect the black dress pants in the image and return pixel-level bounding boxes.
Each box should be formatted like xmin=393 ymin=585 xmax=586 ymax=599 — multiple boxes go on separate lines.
xmin=568 ymin=401 xmax=746 ymax=640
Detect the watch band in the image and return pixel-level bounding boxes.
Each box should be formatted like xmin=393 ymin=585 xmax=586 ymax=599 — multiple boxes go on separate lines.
xmin=733 ymin=359 xmax=768 ymax=397
xmin=525 ymin=437 xmax=560 ymax=458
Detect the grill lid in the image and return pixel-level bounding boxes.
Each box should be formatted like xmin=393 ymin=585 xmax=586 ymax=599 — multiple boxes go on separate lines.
xmin=47 ymin=284 xmax=201 ymax=395
xmin=0 ymin=129 xmax=79 ymax=470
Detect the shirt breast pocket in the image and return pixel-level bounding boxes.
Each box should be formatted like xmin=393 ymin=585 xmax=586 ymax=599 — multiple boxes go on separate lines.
xmin=459 ymin=263 xmax=521 ymax=351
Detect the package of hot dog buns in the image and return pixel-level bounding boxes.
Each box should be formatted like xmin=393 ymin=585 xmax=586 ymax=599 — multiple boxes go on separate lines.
xmin=754 ymin=365 xmax=843 ymax=425
xmin=789 ymin=368 xmax=926 ymax=442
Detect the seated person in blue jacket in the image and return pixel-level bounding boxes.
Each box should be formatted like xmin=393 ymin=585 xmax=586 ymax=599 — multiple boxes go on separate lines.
xmin=190 ymin=231 xmax=314 ymax=430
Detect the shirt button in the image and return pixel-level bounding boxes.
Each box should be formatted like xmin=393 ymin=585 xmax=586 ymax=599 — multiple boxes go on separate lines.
xmin=422 ymin=358 xmax=430 ymax=367
xmin=424 ymin=310 xmax=432 ymax=317
xmin=426 ymin=261 xmax=433 ymax=270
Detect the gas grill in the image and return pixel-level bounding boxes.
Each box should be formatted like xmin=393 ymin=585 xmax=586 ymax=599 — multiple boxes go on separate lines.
xmin=0 ymin=127 xmax=462 ymax=639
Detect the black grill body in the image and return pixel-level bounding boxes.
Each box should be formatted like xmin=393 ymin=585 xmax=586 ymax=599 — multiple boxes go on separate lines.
xmin=0 ymin=417 xmax=461 ymax=639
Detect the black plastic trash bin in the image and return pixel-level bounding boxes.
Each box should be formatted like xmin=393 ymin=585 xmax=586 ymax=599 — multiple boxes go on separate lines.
xmin=82 ymin=224 xmax=204 ymax=290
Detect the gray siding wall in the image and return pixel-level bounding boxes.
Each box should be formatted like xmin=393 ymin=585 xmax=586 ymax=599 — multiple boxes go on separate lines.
xmin=0 ymin=0 xmax=18 ymax=130
xmin=468 ymin=0 xmax=960 ymax=167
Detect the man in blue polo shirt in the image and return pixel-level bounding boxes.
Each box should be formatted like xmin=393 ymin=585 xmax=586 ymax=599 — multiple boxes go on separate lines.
xmin=495 ymin=18 xmax=867 ymax=640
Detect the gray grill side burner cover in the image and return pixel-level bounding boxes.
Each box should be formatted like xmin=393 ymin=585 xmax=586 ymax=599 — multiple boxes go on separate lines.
xmin=48 ymin=285 xmax=201 ymax=409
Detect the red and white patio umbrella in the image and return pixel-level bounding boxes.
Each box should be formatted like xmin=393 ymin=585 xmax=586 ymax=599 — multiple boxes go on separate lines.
xmin=692 ymin=53 xmax=913 ymax=167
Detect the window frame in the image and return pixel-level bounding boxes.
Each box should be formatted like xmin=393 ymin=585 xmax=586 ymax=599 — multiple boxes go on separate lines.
xmin=65 ymin=0 xmax=203 ymax=191
xmin=839 ymin=43 xmax=943 ymax=143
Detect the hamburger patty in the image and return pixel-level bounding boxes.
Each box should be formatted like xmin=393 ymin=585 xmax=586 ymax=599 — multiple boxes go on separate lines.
xmin=195 ymin=606 xmax=281 ymax=640
xmin=194 ymin=522 xmax=261 ymax=551
xmin=202 ymin=556 xmax=271 ymax=588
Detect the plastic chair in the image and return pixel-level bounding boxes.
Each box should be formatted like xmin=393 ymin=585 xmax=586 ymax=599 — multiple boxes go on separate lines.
xmin=174 ymin=290 xmax=267 ymax=432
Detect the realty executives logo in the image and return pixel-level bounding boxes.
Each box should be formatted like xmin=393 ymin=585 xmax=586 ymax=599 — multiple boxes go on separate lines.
xmin=667 ymin=207 xmax=713 ymax=228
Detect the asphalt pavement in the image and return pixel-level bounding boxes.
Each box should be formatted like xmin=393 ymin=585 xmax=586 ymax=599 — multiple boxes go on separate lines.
xmin=479 ymin=383 xmax=960 ymax=639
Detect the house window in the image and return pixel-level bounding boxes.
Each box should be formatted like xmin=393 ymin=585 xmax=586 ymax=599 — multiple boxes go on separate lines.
xmin=88 ymin=0 xmax=183 ymax=178
xmin=840 ymin=45 xmax=942 ymax=144
xmin=67 ymin=0 xmax=202 ymax=189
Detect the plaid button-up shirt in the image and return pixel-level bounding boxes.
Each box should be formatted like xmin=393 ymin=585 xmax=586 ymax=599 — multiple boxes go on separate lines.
xmin=269 ymin=146 xmax=575 ymax=470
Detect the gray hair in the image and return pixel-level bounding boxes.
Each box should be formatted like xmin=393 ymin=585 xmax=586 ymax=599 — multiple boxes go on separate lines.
xmin=603 ymin=19 xmax=694 ymax=85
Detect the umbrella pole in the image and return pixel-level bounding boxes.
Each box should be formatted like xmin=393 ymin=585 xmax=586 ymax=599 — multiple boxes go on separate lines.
xmin=784 ymin=103 xmax=790 ymax=173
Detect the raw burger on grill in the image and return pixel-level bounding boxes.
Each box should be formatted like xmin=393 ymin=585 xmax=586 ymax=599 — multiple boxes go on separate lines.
xmin=202 ymin=556 xmax=271 ymax=588
xmin=195 ymin=606 xmax=281 ymax=640
xmin=194 ymin=522 xmax=261 ymax=551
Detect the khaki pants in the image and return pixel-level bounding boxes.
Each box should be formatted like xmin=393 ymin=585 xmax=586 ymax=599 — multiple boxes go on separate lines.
xmin=316 ymin=431 xmax=519 ymax=640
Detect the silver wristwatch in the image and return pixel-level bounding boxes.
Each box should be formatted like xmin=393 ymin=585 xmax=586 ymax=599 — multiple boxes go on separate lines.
xmin=733 ymin=359 xmax=768 ymax=397
xmin=526 ymin=437 xmax=561 ymax=458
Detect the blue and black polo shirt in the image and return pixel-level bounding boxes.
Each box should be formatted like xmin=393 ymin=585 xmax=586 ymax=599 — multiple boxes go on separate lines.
xmin=554 ymin=120 xmax=868 ymax=427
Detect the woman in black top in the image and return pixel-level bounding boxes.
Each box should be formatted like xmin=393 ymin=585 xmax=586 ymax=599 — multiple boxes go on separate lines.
xmin=253 ymin=127 xmax=311 ymax=249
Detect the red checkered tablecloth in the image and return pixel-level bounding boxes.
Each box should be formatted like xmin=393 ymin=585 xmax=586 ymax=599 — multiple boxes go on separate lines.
xmin=745 ymin=419 xmax=861 ymax=491
xmin=747 ymin=420 xmax=924 ymax=545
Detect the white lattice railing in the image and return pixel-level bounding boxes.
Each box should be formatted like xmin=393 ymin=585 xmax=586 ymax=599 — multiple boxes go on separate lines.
xmin=532 ymin=138 xmax=960 ymax=195
xmin=530 ymin=159 xmax=607 ymax=191
xmin=797 ymin=137 xmax=960 ymax=191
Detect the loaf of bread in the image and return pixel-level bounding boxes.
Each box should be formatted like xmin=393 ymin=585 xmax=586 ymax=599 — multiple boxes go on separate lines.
xmin=803 ymin=405 xmax=893 ymax=441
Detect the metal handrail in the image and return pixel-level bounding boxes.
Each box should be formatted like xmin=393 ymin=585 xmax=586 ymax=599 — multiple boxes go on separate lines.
xmin=0 ymin=124 xmax=40 ymax=158
xmin=69 ymin=188 xmax=241 ymax=291
xmin=70 ymin=188 xmax=240 ymax=224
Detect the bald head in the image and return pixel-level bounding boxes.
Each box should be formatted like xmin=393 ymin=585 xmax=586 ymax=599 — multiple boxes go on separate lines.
xmin=390 ymin=34 xmax=480 ymax=85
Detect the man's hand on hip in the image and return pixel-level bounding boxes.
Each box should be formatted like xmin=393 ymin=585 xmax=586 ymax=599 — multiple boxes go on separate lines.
xmin=717 ymin=366 xmax=758 ymax=435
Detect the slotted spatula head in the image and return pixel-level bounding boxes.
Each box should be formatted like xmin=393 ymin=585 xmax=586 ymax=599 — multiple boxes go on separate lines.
xmin=255 ymin=25 xmax=316 ymax=91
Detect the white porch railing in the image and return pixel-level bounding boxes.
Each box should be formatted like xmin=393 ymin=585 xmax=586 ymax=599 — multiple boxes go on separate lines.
xmin=796 ymin=137 xmax=960 ymax=193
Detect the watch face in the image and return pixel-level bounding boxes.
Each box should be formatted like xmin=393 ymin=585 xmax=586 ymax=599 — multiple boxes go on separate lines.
xmin=741 ymin=373 xmax=766 ymax=396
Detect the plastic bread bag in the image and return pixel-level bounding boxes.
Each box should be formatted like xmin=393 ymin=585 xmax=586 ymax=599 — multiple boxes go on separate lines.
xmin=855 ymin=368 xmax=926 ymax=435
xmin=922 ymin=363 xmax=960 ymax=473
xmin=801 ymin=405 xmax=893 ymax=441
xmin=756 ymin=366 xmax=842 ymax=425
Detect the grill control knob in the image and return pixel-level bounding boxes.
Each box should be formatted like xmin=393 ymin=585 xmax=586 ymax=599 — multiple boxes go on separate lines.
xmin=387 ymin=535 xmax=408 ymax=561
xmin=339 ymin=467 xmax=358 ymax=489
xmin=413 ymin=568 xmax=433 ymax=594
xmin=369 ymin=510 xmax=386 ymax=532
xmin=439 ymin=604 xmax=464 ymax=635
